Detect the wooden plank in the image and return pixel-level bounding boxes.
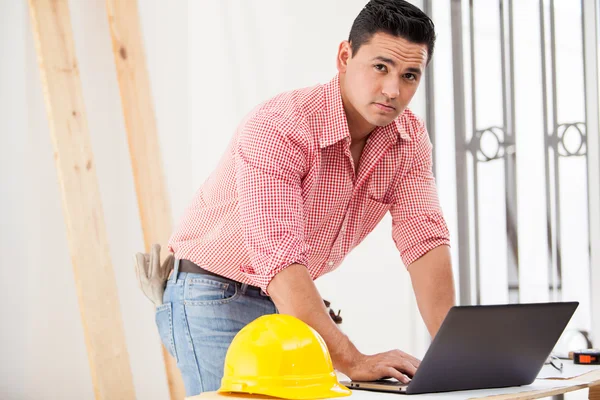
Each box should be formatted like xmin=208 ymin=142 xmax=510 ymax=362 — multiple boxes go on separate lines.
xmin=104 ymin=0 xmax=185 ymax=399
xmin=27 ymin=1 xmax=136 ymax=399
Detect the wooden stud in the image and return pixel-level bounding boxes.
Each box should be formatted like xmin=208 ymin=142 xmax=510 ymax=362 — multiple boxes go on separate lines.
xmin=104 ymin=0 xmax=185 ymax=399
xmin=27 ymin=0 xmax=136 ymax=398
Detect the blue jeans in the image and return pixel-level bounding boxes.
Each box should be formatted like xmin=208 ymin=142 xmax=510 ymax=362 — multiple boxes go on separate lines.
xmin=155 ymin=259 xmax=278 ymax=396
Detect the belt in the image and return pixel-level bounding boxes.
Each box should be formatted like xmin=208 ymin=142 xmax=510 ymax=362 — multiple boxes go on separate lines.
xmin=178 ymin=259 xmax=269 ymax=298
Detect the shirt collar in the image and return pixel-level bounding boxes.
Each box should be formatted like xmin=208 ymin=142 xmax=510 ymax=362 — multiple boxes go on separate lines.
xmin=320 ymin=74 xmax=412 ymax=148
xmin=320 ymin=75 xmax=351 ymax=148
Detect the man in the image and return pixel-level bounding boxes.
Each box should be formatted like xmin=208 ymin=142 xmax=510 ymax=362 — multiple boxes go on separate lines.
xmin=147 ymin=0 xmax=455 ymax=396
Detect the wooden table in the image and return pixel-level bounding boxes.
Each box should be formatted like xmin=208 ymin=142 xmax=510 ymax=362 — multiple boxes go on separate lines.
xmin=192 ymin=369 xmax=600 ymax=400
xmin=482 ymin=369 xmax=600 ymax=400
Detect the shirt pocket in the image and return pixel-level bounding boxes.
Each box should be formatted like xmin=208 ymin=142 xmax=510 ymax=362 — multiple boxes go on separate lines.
xmin=365 ymin=194 xmax=393 ymax=213
xmin=362 ymin=194 xmax=393 ymax=229
xmin=365 ymin=167 xmax=402 ymax=204
xmin=365 ymin=150 xmax=405 ymax=203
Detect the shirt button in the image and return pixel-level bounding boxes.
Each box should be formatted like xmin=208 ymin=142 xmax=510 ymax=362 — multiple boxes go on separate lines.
xmin=328 ymin=261 xmax=334 ymax=266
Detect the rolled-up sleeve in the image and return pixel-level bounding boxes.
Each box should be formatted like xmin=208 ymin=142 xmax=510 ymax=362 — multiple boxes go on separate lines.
xmin=234 ymin=114 xmax=309 ymax=292
xmin=391 ymin=124 xmax=450 ymax=267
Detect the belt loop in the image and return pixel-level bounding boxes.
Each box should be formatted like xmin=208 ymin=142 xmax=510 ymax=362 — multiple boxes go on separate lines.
xmin=171 ymin=258 xmax=180 ymax=283
xmin=240 ymin=283 xmax=248 ymax=295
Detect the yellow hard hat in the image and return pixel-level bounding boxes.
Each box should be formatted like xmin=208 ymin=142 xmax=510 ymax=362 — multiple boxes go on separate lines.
xmin=218 ymin=314 xmax=352 ymax=399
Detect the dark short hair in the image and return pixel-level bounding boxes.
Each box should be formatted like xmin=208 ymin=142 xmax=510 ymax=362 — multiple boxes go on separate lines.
xmin=348 ymin=0 xmax=436 ymax=64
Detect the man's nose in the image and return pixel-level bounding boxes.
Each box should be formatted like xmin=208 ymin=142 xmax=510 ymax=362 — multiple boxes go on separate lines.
xmin=382 ymin=80 xmax=400 ymax=99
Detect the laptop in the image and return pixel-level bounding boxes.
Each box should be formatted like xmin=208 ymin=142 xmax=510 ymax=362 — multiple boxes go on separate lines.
xmin=340 ymin=302 xmax=578 ymax=395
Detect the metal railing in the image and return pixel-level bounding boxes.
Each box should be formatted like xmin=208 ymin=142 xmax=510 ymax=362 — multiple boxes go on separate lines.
xmin=449 ymin=0 xmax=595 ymax=309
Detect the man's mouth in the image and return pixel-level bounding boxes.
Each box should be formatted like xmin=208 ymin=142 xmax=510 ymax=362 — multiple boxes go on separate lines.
xmin=374 ymin=103 xmax=396 ymax=112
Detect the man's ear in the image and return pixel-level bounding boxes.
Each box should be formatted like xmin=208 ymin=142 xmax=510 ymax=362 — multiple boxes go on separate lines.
xmin=336 ymin=41 xmax=352 ymax=73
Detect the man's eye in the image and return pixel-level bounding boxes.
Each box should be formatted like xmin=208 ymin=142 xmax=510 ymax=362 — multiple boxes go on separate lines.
xmin=404 ymin=73 xmax=416 ymax=81
xmin=374 ymin=64 xmax=387 ymax=72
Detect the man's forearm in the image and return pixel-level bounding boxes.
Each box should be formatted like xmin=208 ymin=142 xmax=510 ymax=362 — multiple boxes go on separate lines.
xmin=267 ymin=263 xmax=360 ymax=374
xmin=408 ymin=245 xmax=456 ymax=338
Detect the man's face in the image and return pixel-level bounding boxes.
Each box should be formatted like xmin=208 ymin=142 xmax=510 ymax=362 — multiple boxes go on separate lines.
xmin=337 ymin=32 xmax=428 ymax=130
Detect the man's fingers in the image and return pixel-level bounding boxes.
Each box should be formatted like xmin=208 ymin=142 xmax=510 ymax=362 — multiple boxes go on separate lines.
xmin=399 ymin=350 xmax=421 ymax=368
xmin=387 ymin=357 xmax=417 ymax=379
xmin=403 ymin=356 xmax=420 ymax=372
xmin=383 ymin=367 xmax=410 ymax=384
xmin=392 ymin=350 xmax=420 ymax=371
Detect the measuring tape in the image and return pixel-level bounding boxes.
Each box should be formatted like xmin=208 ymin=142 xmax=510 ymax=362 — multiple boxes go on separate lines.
xmin=571 ymin=349 xmax=600 ymax=365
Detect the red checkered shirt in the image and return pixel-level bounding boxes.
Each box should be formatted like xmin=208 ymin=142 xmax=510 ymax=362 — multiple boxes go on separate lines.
xmin=169 ymin=75 xmax=450 ymax=293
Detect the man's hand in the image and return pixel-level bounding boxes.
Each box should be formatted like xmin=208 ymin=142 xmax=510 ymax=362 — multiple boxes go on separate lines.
xmin=267 ymin=264 xmax=419 ymax=384
xmin=134 ymin=244 xmax=174 ymax=306
xmin=345 ymin=350 xmax=421 ymax=383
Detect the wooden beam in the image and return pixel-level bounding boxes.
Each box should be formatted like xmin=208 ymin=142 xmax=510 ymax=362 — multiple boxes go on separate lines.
xmin=27 ymin=1 xmax=136 ymax=398
xmin=104 ymin=0 xmax=185 ymax=399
